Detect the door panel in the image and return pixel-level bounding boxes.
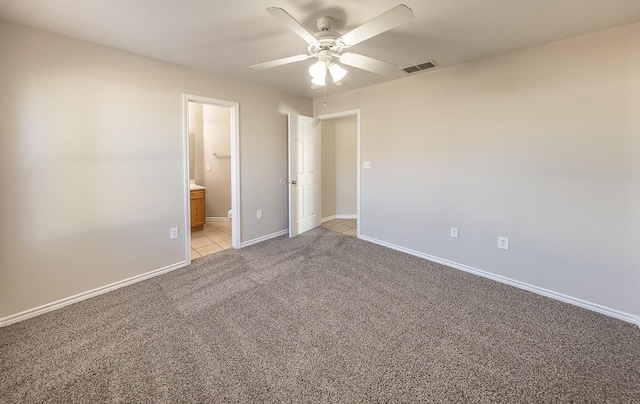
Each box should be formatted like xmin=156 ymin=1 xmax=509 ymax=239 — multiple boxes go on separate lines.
xmin=288 ymin=113 xmax=321 ymax=237
xmin=295 ymin=186 xmax=304 ymax=220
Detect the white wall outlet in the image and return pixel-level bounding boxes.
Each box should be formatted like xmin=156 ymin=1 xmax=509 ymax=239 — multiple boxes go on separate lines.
xmin=498 ymin=236 xmax=509 ymax=250
xmin=257 ymin=209 xmax=263 ymax=219
xmin=206 ymin=164 xmax=212 ymax=171
xmin=363 ymin=161 xmax=371 ymax=169
xmin=450 ymin=226 xmax=459 ymax=238
xmin=170 ymin=227 xmax=179 ymax=240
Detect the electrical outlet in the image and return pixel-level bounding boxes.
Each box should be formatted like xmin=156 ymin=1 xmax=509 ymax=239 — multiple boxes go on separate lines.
xmin=498 ymin=236 xmax=509 ymax=250
xmin=170 ymin=227 xmax=179 ymax=240
xmin=257 ymin=210 xmax=263 ymax=219
xmin=450 ymin=226 xmax=458 ymax=238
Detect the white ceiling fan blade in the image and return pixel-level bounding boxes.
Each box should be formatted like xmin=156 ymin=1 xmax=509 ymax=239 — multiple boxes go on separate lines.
xmin=340 ymin=53 xmax=396 ymax=75
xmin=250 ymin=54 xmax=312 ymax=70
xmin=267 ymin=7 xmax=321 ymax=46
xmin=337 ymin=4 xmax=413 ymax=48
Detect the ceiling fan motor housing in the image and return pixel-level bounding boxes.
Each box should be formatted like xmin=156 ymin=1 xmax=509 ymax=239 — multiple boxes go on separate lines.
xmin=308 ymin=29 xmax=342 ymax=56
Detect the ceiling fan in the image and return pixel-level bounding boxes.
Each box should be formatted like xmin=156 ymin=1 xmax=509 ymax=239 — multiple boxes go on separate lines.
xmin=250 ymin=4 xmax=414 ymax=87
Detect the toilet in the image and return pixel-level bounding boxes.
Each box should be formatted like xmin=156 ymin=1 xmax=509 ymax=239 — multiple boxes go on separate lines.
xmin=227 ymin=209 xmax=232 ymax=220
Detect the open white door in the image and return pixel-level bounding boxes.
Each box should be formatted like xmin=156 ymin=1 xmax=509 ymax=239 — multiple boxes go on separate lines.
xmin=288 ymin=113 xmax=321 ymax=237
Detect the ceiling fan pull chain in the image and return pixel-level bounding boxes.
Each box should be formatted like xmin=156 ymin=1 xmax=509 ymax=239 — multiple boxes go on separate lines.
xmin=323 ymin=85 xmax=327 ymax=107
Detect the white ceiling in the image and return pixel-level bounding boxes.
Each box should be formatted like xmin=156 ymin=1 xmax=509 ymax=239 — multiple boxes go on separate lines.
xmin=1 ymin=0 xmax=639 ymax=99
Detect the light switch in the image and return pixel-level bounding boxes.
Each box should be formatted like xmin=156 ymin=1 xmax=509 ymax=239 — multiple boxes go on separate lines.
xmin=363 ymin=161 xmax=371 ymax=169
xmin=206 ymin=164 xmax=212 ymax=171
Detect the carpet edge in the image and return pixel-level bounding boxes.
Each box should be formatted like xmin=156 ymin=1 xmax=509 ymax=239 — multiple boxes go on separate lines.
xmin=359 ymin=234 xmax=639 ymax=326
xmin=0 ymin=260 xmax=189 ymax=327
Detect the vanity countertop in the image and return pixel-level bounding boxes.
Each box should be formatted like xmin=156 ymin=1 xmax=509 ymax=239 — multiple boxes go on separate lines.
xmin=190 ymin=184 xmax=206 ymax=191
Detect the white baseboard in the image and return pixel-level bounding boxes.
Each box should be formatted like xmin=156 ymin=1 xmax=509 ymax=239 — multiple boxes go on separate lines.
xmin=240 ymin=229 xmax=288 ymax=248
xmin=0 ymin=261 xmax=189 ymax=328
xmin=5 ymin=235 xmax=637 ymax=330
xmin=359 ymin=235 xmax=640 ymax=326
xmin=322 ymin=214 xmax=357 ymax=222
xmin=206 ymin=216 xmax=230 ymax=222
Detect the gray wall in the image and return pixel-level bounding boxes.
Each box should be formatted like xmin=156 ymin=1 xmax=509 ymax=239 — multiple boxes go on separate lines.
xmin=0 ymin=20 xmax=311 ymax=319
xmin=313 ymin=22 xmax=640 ymax=318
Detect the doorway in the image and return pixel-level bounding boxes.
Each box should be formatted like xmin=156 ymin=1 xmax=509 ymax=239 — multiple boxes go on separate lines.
xmin=319 ymin=111 xmax=359 ymax=237
xmin=183 ymin=94 xmax=240 ymax=261
xmin=286 ymin=110 xmax=360 ymax=239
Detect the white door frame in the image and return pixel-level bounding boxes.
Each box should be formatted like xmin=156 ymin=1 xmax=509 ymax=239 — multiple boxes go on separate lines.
xmin=316 ymin=109 xmax=361 ymax=237
xmin=183 ymin=94 xmax=241 ymax=260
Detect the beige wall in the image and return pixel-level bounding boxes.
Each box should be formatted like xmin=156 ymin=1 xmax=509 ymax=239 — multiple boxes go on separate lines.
xmin=334 ymin=116 xmax=357 ymax=217
xmin=313 ymin=23 xmax=640 ymax=318
xmin=321 ymin=120 xmax=336 ymax=219
xmin=320 ymin=116 xmax=357 ymax=219
xmin=0 ymin=20 xmax=311 ymax=319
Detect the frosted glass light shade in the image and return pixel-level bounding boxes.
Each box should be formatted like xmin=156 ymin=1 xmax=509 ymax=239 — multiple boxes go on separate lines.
xmin=309 ymin=60 xmax=327 ymax=86
xmin=329 ymin=63 xmax=347 ymax=82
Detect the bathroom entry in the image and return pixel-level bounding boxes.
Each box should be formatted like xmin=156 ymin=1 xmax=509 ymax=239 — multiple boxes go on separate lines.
xmin=189 ymin=102 xmax=232 ymax=220
xmin=184 ymin=94 xmax=240 ymax=257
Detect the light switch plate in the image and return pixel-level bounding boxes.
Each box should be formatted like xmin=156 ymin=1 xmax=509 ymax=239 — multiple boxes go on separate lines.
xmin=363 ymin=161 xmax=371 ymax=169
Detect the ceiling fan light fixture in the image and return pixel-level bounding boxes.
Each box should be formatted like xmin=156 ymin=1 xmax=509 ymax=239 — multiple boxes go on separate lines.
xmin=309 ymin=60 xmax=327 ymax=85
xmin=329 ymin=63 xmax=347 ymax=83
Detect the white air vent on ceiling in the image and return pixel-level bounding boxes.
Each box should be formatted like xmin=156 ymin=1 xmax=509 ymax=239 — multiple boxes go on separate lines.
xmin=402 ymin=60 xmax=438 ymax=74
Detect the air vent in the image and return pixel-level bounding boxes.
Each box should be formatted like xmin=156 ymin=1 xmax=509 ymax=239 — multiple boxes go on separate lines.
xmin=402 ymin=60 xmax=438 ymax=74
xmin=402 ymin=65 xmax=420 ymax=73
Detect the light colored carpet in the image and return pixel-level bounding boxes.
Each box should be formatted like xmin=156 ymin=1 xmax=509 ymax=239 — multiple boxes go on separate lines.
xmin=1 ymin=227 xmax=639 ymax=402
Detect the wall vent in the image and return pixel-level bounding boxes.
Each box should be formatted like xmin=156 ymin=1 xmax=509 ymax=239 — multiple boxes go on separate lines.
xmin=402 ymin=60 xmax=438 ymax=74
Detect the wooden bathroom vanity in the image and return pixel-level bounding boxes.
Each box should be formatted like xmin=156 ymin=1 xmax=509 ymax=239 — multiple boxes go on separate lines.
xmin=190 ymin=188 xmax=205 ymax=231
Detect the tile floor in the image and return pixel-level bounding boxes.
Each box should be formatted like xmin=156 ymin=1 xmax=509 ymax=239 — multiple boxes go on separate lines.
xmin=190 ymin=220 xmax=232 ymax=260
xmin=191 ymin=218 xmax=357 ymax=260
xmin=321 ymin=218 xmax=357 ymax=236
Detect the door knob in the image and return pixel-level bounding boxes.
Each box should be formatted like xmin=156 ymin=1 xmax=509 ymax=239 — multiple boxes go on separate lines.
xmin=290 ymin=180 xmax=297 ymax=184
